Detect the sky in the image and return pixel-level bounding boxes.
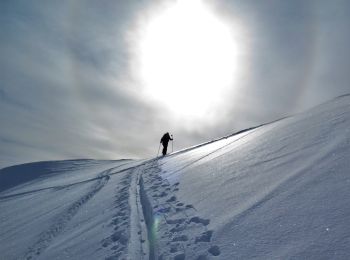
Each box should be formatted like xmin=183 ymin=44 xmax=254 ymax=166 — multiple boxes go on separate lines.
xmin=1 ymin=0 xmax=350 ymax=168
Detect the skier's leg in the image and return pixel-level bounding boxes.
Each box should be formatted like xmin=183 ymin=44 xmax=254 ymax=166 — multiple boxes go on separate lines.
xmin=163 ymin=144 xmax=168 ymax=156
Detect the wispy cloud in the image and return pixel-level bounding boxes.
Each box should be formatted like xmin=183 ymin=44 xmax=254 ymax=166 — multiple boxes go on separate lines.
xmin=1 ymin=0 xmax=349 ymax=168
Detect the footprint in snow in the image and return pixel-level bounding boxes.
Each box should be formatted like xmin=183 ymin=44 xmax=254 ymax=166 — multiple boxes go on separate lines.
xmin=208 ymin=245 xmax=221 ymax=256
xmin=189 ymin=216 xmax=210 ymax=226
xmin=166 ymin=196 xmax=177 ymax=202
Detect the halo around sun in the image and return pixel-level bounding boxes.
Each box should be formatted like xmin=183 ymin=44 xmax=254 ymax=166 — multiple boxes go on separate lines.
xmin=135 ymin=0 xmax=242 ymax=122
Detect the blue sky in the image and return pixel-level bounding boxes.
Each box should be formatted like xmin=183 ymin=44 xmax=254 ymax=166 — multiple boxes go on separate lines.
xmin=1 ymin=0 xmax=349 ymax=168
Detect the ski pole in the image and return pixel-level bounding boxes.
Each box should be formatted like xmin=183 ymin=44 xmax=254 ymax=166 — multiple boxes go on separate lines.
xmin=171 ymin=135 xmax=173 ymax=153
xmin=157 ymin=143 xmax=161 ymax=157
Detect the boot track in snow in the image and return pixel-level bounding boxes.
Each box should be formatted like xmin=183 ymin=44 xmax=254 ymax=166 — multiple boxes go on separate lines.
xmin=23 ymin=169 xmax=112 ymax=260
xmin=136 ymin=160 xmax=221 ymax=259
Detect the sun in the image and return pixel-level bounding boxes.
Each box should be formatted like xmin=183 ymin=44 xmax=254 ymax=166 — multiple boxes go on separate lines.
xmin=137 ymin=0 xmax=240 ymax=121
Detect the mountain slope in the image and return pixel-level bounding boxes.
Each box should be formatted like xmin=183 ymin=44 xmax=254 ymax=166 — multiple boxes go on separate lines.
xmin=156 ymin=94 xmax=350 ymax=259
xmin=0 ymin=95 xmax=349 ymax=259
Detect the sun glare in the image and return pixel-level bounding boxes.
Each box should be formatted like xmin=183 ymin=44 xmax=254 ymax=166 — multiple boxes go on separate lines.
xmin=138 ymin=0 xmax=239 ymax=121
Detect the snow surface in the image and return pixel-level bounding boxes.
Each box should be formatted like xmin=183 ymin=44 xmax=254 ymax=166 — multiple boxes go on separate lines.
xmin=1 ymin=95 xmax=350 ymax=259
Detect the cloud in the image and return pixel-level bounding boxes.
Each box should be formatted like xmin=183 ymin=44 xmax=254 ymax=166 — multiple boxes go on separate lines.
xmin=1 ymin=0 xmax=350 ymax=168
xmin=207 ymin=0 xmax=349 ymax=129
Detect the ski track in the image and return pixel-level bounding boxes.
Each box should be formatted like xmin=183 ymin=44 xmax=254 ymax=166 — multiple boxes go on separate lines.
xmin=21 ymin=158 xmax=220 ymax=260
xmin=128 ymin=167 xmax=148 ymax=260
xmin=23 ymin=168 xmax=112 ymax=260
xmin=100 ymin=157 xmax=222 ymax=259
xmin=138 ymin=160 xmax=221 ymax=260
xmin=102 ymin=162 xmax=149 ymax=260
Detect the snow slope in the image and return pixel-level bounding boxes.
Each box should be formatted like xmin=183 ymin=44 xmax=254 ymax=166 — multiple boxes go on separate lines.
xmin=1 ymin=94 xmax=350 ymax=259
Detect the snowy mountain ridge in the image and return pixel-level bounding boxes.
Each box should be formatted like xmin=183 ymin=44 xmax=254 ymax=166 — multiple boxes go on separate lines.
xmin=1 ymin=94 xmax=350 ymax=259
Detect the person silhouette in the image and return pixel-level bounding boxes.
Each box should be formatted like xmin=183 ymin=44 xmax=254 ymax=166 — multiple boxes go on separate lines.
xmin=160 ymin=132 xmax=173 ymax=156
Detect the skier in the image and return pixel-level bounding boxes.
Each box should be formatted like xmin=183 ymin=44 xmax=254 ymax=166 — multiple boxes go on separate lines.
xmin=160 ymin=132 xmax=173 ymax=156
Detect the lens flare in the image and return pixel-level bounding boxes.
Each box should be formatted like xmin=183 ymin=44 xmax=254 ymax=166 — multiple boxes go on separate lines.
xmin=149 ymin=211 xmax=162 ymax=252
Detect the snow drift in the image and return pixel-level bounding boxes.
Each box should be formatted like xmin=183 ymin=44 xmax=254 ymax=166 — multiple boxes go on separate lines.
xmin=0 ymin=94 xmax=350 ymax=259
